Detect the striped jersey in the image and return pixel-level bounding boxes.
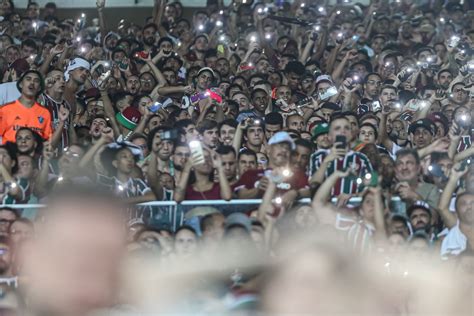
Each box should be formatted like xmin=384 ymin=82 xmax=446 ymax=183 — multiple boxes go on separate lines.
xmin=39 ymin=93 xmax=70 ymax=151
xmin=308 ymin=149 xmax=374 ymax=196
xmin=457 ymin=135 xmax=471 ymax=153
xmin=336 ymin=213 xmax=375 ymax=254
xmin=0 ymin=178 xmax=30 ymax=204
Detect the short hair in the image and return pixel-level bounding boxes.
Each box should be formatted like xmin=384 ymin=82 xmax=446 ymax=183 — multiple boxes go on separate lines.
xmin=128 ymin=133 xmax=147 ymax=143
xmin=396 ymin=148 xmax=420 ymax=165
xmin=250 ymin=88 xmax=267 ymax=100
xmin=21 ymin=38 xmax=38 ymax=51
xmin=175 ymin=119 xmax=194 ymax=135
xmin=329 ymin=114 xmax=350 ymax=128
xmin=284 ymin=61 xmax=305 ymax=75
xmin=380 ymin=85 xmax=398 ymax=94
xmin=238 ymin=148 xmax=257 ymax=160
xmin=142 ymin=23 xmax=158 ymax=32
xmin=218 ymin=119 xmax=237 ymax=131
xmin=359 ymin=122 xmax=378 ymax=139
xmin=265 ymin=112 xmax=283 ymax=126
xmin=0 ymin=207 xmax=19 ymax=219
xmin=364 ymin=72 xmax=382 ymax=84
xmin=295 ymin=138 xmax=313 ymax=151
xmin=174 ymin=225 xmax=197 ymax=237
xmin=286 ymin=113 xmax=303 ymax=126
xmin=216 ymin=145 xmax=236 ymax=157
xmin=158 ymin=36 xmax=174 ymax=48
xmin=197 ymin=119 xmax=218 ymax=134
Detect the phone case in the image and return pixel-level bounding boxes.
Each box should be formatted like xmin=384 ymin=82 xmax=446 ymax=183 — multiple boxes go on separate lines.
xmin=189 ymin=141 xmax=205 ymax=165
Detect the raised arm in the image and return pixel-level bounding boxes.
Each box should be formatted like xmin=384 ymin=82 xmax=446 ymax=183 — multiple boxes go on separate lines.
xmin=146 ymin=151 xmax=164 ymax=201
xmin=79 ymin=127 xmax=114 ymax=169
xmin=437 ymin=164 xmax=465 ymax=229
xmin=96 ymin=0 xmax=107 ymax=44
xmin=33 ymin=142 xmax=54 ymax=198
xmin=211 ymin=151 xmax=232 ymax=201
xmin=99 ymin=88 xmax=121 ymax=137
xmin=309 ymin=144 xmax=345 ymax=185
xmin=49 ymin=104 xmax=69 ymax=149
xmin=174 ymin=159 xmax=192 ymax=203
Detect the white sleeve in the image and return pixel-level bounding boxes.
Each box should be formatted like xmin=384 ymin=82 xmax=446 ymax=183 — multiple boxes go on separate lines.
xmin=440 ymin=222 xmax=467 ymax=258
xmin=0 ymin=82 xmax=21 ymax=106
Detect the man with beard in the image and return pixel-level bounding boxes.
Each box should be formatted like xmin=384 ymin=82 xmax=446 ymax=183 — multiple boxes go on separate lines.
xmin=215 ymin=58 xmax=231 ymax=81
xmin=437 ymin=69 xmax=453 ymax=90
xmin=63 ymin=57 xmax=91 ymax=119
xmin=235 ymin=132 xmax=309 ymax=207
xmin=0 ymin=70 xmax=52 ymax=144
xmin=218 ymin=119 xmax=237 ymax=147
xmin=40 ymin=70 xmax=71 ymax=151
xmin=393 ymin=149 xmax=439 ymax=209
xmin=125 ymin=75 xmax=141 ymax=96
xmin=142 ymin=23 xmax=158 ymax=51
xmin=439 ymin=165 xmax=474 ymax=257
xmin=407 ymin=201 xmax=433 ymax=236
xmin=0 ymin=237 xmax=16 ymax=287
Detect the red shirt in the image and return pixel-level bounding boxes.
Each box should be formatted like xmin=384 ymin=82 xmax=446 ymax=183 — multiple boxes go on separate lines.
xmin=185 ymin=183 xmax=222 ymax=200
xmin=234 ymin=168 xmax=309 ymax=197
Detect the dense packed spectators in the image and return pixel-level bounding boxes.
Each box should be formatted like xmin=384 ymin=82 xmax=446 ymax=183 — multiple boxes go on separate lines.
xmin=0 ymin=0 xmax=472 ymax=314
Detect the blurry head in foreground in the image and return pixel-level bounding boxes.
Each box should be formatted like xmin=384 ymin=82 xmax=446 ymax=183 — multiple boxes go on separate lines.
xmin=20 ymin=185 xmax=126 ymax=316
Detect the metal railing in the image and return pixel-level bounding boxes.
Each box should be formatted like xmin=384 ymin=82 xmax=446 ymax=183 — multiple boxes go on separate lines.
xmin=2 ymin=197 xmax=405 ymax=231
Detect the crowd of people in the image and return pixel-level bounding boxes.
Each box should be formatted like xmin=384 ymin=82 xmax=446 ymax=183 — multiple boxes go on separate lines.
xmin=0 ymin=0 xmax=472 ymax=314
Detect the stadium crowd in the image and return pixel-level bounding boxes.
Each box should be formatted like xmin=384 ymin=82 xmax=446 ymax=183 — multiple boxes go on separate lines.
xmin=0 ymin=0 xmax=472 ymax=314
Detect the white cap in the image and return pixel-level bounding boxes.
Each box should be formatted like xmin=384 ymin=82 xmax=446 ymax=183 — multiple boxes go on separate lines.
xmin=268 ymin=131 xmax=296 ymax=150
xmin=315 ymin=74 xmax=333 ymax=85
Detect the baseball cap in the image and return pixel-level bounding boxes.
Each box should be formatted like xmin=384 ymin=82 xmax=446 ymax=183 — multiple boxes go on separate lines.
xmin=427 ymin=112 xmax=449 ymax=135
xmin=311 ymin=123 xmax=329 ymax=140
xmin=116 ymin=107 xmax=141 ymax=130
xmin=315 ymin=74 xmax=333 ymax=85
xmin=197 ymin=67 xmax=215 ymax=80
xmin=225 ymin=212 xmax=251 ymax=233
xmin=409 ymin=118 xmax=437 ymax=136
xmin=268 ymin=131 xmax=296 ymax=150
xmin=406 ymin=200 xmax=431 ymax=218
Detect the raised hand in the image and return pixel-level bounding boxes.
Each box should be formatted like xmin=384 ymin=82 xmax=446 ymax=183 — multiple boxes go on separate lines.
xmin=42 ymin=142 xmax=55 ymax=161
xmin=58 ymin=104 xmax=70 ymax=122
xmin=100 ymin=127 xmax=114 ymax=143
xmin=96 ymin=0 xmax=106 ymax=9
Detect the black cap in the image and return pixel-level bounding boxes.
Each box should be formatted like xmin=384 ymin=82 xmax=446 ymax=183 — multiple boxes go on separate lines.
xmin=409 ymin=118 xmax=437 ymax=136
